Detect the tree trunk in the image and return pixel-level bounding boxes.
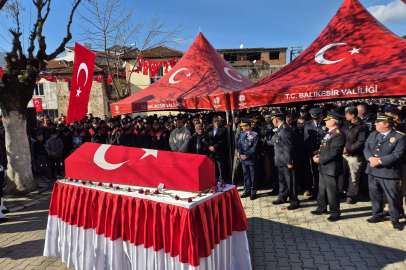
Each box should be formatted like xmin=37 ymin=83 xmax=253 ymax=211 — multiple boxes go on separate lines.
xmin=2 ymin=111 xmax=36 ymax=195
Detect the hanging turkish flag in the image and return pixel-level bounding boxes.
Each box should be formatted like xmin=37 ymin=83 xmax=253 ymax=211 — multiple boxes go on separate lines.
xmin=33 ymin=98 xmax=43 ymax=112
xmin=107 ymin=75 xmax=112 ymax=84
xmin=0 ymin=67 xmax=3 ymax=80
xmin=43 ymin=76 xmax=57 ymax=83
xmin=95 ymin=75 xmax=104 ymax=83
xmin=135 ymin=56 xmax=143 ymax=73
xmin=143 ymin=59 xmax=149 ymax=75
xmin=118 ymin=72 xmax=125 ymax=77
xmin=59 ymin=77 xmax=72 ymax=83
xmin=66 ymin=43 xmax=96 ymax=124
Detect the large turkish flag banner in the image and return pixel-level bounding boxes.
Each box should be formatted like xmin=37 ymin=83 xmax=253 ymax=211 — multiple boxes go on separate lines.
xmin=33 ymin=98 xmax=42 ymax=112
xmin=66 ymin=43 xmax=96 ymax=124
xmin=65 ymin=143 xmax=217 ymax=191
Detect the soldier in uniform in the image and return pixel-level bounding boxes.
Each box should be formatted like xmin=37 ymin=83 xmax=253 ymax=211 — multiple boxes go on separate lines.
xmin=269 ymin=111 xmax=299 ymax=210
xmin=149 ymin=120 xmax=165 ymax=150
xmin=364 ymin=113 xmax=406 ymax=231
xmin=261 ymin=111 xmax=279 ymax=195
xmin=304 ymin=108 xmax=329 ymax=200
xmin=133 ymin=118 xmax=151 ymax=148
xmin=311 ymin=111 xmax=346 ymax=222
xmin=118 ymin=118 xmax=134 ymax=147
xmin=238 ymin=118 xmax=260 ymax=200
xmin=106 ymin=118 xmax=121 ymax=145
xmin=89 ymin=119 xmax=107 ymax=144
xmin=74 ymin=121 xmax=90 ymax=143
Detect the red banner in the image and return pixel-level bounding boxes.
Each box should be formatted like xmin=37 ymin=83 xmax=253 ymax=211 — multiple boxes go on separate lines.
xmin=33 ymin=98 xmax=43 ymax=112
xmin=58 ymin=77 xmax=72 ymax=83
xmin=66 ymin=43 xmax=96 ymax=124
xmin=43 ymin=76 xmax=57 ymax=83
xmin=95 ymin=75 xmax=104 ymax=83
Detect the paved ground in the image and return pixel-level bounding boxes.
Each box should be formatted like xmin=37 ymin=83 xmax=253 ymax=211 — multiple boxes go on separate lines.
xmin=1 ymin=175 xmax=406 ymax=269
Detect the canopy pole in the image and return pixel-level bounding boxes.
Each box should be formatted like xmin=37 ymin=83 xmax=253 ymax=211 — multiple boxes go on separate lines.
xmin=231 ymin=110 xmax=237 ymax=184
xmin=226 ymin=110 xmax=233 ymax=181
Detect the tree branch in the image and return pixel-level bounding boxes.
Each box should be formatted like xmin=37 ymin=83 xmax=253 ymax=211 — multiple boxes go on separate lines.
xmin=0 ymin=0 xmax=7 ymax=10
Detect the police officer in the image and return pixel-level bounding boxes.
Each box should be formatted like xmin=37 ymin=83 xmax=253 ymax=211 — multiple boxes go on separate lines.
xmin=133 ymin=118 xmax=150 ymax=148
xmin=118 ymin=118 xmax=134 ymax=147
xmin=74 ymin=121 xmax=90 ymax=143
xmin=270 ymin=111 xmax=299 ymax=210
xmin=364 ymin=113 xmax=406 ymax=231
xmin=304 ymin=107 xmax=329 ymax=200
xmin=311 ymin=111 xmax=346 ymax=222
xmin=89 ymin=119 xmax=107 ymax=144
xmin=106 ymin=118 xmax=121 ymax=145
xmin=149 ymin=120 xmax=165 ymax=150
xmin=238 ymin=118 xmax=260 ymax=200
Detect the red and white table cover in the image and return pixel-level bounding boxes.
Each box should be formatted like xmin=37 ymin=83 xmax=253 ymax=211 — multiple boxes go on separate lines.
xmin=43 ymin=180 xmax=251 ymax=270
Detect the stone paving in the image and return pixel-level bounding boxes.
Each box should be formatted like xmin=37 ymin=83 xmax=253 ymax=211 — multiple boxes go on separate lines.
xmin=1 ymin=176 xmax=406 ymax=269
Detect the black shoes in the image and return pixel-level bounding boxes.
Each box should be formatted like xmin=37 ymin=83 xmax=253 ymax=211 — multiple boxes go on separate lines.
xmin=346 ymin=196 xmax=356 ymax=204
xmin=327 ymin=215 xmax=340 ymax=222
xmin=392 ymin=221 xmax=403 ymax=231
xmin=308 ymin=195 xmax=318 ymax=200
xmin=287 ymin=204 xmax=300 ymax=210
xmin=250 ymin=194 xmax=258 ymax=200
xmin=311 ymin=210 xmax=328 ymax=215
xmin=366 ymin=216 xmax=385 ymax=223
xmin=272 ymin=200 xmax=284 ymax=205
xmin=240 ymin=193 xmax=251 ymax=198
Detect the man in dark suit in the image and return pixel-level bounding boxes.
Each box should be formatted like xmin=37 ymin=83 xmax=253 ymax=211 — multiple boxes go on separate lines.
xmin=206 ymin=115 xmax=229 ymax=183
xmin=311 ymin=111 xmax=346 ymax=222
xmin=270 ymin=111 xmax=299 ymax=210
xmin=364 ymin=113 xmax=406 ymax=231
xmin=238 ymin=118 xmax=260 ymax=200
xmin=304 ymin=108 xmax=329 ymax=200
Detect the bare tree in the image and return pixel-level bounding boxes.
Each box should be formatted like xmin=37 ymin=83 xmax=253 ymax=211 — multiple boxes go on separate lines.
xmin=79 ymin=0 xmax=182 ymax=100
xmin=0 ymin=0 xmax=82 ymax=194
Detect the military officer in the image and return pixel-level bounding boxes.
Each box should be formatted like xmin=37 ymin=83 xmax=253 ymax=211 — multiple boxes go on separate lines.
xmin=269 ymin=111 xmax=299 ymax=210
xmin=311 ymin=111 xmax=346 ymax=222
xmin=238 ymin=118 xmax=260 ymax=200
xmin=304 ymin=107 xmax=329 ymax=200
xmin=364 ymin=113 xmax=406 ymax=231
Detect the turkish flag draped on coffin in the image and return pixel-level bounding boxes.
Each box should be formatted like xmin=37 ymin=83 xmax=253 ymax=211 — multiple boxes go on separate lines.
xmin=66 ymin=43 xmax=96 ymax=124
xmin=65 ymin=143 xmax=217 ymax=191
xmin=32 ymin=98 xmax=43 ymax=112
xmin=230 ymin=0 xmax=406 ymax=109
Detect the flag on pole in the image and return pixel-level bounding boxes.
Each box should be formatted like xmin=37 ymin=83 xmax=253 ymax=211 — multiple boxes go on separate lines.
xmin=66 ymin=43 xmax=96 ymax=124
xmin=33 ymin=98 xmax=43 ymax=112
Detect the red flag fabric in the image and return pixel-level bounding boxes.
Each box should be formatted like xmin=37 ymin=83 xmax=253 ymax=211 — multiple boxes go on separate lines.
xmin=135 ymin=56 xmax=143 ymax=73
xmin=66 ymin=43 xmax=96 ymax=124
xmin=107 ymin=75 xmax=112 ymax=84
xmin=0 ymin=67 xmax=3 ymax=80
xmin=402 ymin=0 xmax=406 ymax=4
xmin=143 ymin=59 xmax=149 ymax=75
xmin=59 ymin=78 xmax=72 ymax=83
xmin=43 ymin=76 xmax=57 ymax=83
xmin=164 ymin=61 xmax=168 ymax=73
xmin=95 ymin=75 xmax=104 ymax=83
xmin=230 ymin=0 xmax=406 ymax=109
xmin=33 ymin=98 xmax=43 ymax=112
xmin=118 ymin=72 xmax=125 ymax=77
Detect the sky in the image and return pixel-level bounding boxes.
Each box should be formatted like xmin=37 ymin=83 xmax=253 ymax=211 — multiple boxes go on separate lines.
xmin=0 ymin=0 xmax=404 ymax=60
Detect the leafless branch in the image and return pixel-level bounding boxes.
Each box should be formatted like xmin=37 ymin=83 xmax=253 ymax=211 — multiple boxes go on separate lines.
xmin=0 ymin=0 xmax=8 ymax=10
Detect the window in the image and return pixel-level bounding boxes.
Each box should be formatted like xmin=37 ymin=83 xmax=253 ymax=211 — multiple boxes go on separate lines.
xmin=34 ymin=84 xmax=44 ymax=96
xmin=150 ymin=66 xmax=164 ymax=84
xmin=269 ymin=52 xmax=279 ymax=60
xmin=223 ymin=53 xmax=237 ymax=62
xmin=246 ymin=53 xmax=261 ymax=61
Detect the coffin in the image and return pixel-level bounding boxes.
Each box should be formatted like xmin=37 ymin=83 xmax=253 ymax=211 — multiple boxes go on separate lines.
xmin=64 ymin=143 xmax=217 ymax=191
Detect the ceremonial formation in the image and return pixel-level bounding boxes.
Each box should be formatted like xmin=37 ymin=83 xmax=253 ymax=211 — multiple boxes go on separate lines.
xmin=1 ymin=0 xmax=406 ymax=269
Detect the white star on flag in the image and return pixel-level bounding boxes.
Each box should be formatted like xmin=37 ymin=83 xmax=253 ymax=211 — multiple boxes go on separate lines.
xmin=140 ymin=148 xmax=158 ymax=160
xmin=349 ymin=48 xmax=361 ymax=55
xmin=76 ymin=88 xmax=82 ymax=97
xmin=186 ymin=72 xmax=192 ymax=77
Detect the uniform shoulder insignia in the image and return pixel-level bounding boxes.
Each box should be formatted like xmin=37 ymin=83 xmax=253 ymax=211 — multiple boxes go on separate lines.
xmin=396 ymin=131 xmax=405 ymax=135
xmin=283 ymin=124 xmax=286 ymax=129
xmin=335 ymin=129 xmax=340 ymax=133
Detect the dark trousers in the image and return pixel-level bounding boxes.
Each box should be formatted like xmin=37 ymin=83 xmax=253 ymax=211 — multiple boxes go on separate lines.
xmin=368 ymin=175 xmax=401 ymax=222
xmin=277 ymin=166 xmax=299 ymax=206
xmin=232 ymin=149 xmax=243 ymax=185
xmin=242 ymin=163 xmax=258 ymax=195
xmin=267 ymin=151 xmax=279 ymax=191
xmin=49 ymin=156 xmax=61 ymax=178
xmin=0 ymin=171 xmax=4 ymax=198
xmin=310 ymin=158 xmax=320 ymax=193
xmin=317 ymin=173 xmax=340 ymax=218
xmin=212 ymin=157 xmax=228 ymax=183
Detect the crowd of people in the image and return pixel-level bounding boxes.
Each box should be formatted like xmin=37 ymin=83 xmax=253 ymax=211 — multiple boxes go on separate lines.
xmin=0 ymin=97 xmax=406 ymax=229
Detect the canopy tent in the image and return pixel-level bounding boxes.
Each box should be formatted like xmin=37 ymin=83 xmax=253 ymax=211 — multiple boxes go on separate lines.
xmin=230 ymin=0 xmax=406 ymax=110
xmin=111 ymin=33 xmax=253 ymax=116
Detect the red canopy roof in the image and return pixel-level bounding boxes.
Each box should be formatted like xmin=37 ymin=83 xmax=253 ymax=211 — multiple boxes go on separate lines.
xmin=230 ymin=0 xmax=406 ymax=110
xmin=111 ymin=33 xmax=253 ymax=115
